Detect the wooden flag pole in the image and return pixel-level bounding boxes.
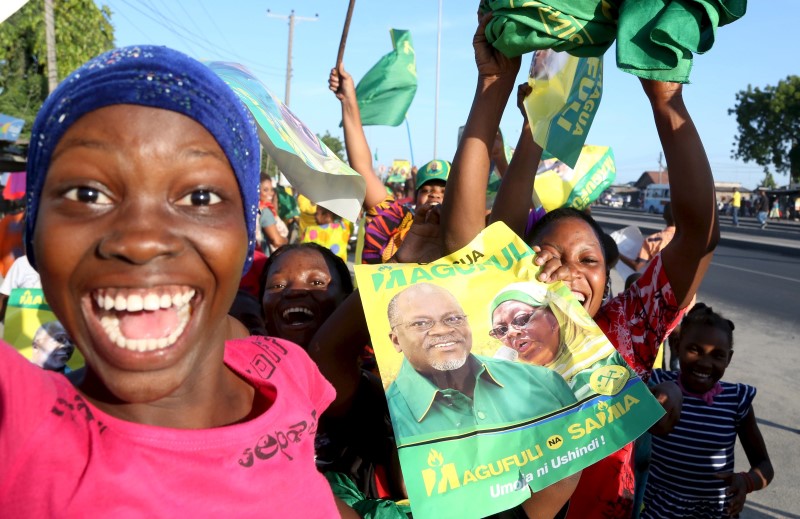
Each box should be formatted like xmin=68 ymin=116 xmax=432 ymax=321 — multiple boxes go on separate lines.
xmin=336 ymin=0 xmax=356 ymax=67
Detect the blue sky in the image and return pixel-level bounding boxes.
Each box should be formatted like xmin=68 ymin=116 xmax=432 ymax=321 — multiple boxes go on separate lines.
xmin=97 ymin=0 xmax=799 ymax=189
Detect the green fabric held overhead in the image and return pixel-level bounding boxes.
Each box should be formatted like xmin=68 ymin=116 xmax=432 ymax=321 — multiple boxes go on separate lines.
xmin=355 ymin=29 xmax=418 ymax=126
xmin=483 ymin=0 xmax=746 ymax=83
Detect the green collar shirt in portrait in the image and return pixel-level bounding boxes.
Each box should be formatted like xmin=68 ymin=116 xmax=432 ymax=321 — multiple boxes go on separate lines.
xmin=386 ymin=354 xmax=577 ymax=444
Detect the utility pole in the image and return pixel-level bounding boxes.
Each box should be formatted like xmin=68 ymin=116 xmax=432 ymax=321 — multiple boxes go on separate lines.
xmin=44 ymin=0 xmax=58 ymax=93
xmin=433 ymin=0 xmax=443 ymax=160
xmin=267 ymin=9 xmax=318 ymax=107
xmin=657 ymin=151 xmax=664 ymax=184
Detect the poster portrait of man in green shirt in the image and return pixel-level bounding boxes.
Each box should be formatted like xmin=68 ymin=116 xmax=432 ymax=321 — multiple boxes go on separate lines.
xmin=385 ymin=283 xmax=577 ymax=443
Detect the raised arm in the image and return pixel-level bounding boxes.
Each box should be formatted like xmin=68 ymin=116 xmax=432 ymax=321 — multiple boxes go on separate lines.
xmin=643 ymin=80 xmax=720 ymax=308
xmin=329 ymin=64 xmax=389 ymax=210
xmin=440 ymin=14 xmax=520 ymax=253
xmin=490 ymin=83 xmax=543 ymax=238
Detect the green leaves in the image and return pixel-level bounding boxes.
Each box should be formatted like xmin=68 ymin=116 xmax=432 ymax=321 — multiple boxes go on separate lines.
xmin=0 ymin=0 xmax=115 ymax=140
xmin=729 ymin=75 xmax=800 ymax=184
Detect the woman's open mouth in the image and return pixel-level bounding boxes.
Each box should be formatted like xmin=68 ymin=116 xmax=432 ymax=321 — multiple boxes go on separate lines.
xmin=92 ymin=287 xmax=194 ymax=352
xmin=280 ymin=306 xmax=316 ymax=327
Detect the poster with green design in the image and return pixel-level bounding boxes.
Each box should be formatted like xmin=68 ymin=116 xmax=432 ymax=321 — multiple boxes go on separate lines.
xmin=524 ymin=50 xmax=603 ymax=169
xmin=208 ymin=61 xmax=366 ymax=223
xmin=3 ymin=288 xmax=83 ymax=372
xmin=353 ymin=223 xmax=664 ymax=518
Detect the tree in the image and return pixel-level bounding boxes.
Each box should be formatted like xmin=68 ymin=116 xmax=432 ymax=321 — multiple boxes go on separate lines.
xmin=318 ymin=131 xmax=345 ymax=160
xmin=729 ymin=76 xmax=800 ymax=185
xmin=0 ymin=0 xmax=114 ymax=139
xmin=760 ymin=171 xmax=777 ymax=190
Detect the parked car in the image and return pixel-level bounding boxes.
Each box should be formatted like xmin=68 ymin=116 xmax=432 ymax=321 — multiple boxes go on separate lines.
xmin=643 ymin=184 xmax=670 ymax=213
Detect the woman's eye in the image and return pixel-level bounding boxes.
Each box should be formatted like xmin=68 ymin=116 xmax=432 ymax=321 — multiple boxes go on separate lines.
xmin=64 ymin=186 xmax=112 ymax=205
xmin=177 ymin=190 xmax=222 ymax=206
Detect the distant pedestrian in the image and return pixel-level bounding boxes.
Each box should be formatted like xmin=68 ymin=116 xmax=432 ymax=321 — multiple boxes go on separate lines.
xmin=731 ymin=187 xmax=741 ymax=226
xmin=754 ymin=189 xmax=769 ymax=229
xmin=643 ymin=304 xmax=774 ymax=518
xmin=769 ymin=199 xmax=781 ymax=220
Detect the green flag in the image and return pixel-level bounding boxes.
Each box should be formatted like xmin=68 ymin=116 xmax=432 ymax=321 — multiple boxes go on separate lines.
xmin=355 ymin=29 xmax=417 ymax=126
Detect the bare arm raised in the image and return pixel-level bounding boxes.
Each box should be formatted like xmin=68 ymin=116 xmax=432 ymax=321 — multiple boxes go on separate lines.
xmin=489 ymin=83 xmax=543 ymax=238
xmin=440 ymin=14 xmax=520 ymax=254
xmin=329 ymin=64 xmax=390 ymax=210
xmin=643 ymin=80 xmax=720 ymax=308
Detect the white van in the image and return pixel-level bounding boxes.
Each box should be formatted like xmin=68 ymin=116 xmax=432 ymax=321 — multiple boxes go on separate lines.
xmin=643 ymin=184 xmax=670 ymax=214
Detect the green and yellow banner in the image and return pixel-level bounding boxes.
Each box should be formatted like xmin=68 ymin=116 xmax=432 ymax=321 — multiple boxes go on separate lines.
xmin=533 ymin=145 xmax=616 ymax=212
xmin=524 ymin=50 xmax=603 ymax=168
xmin=354 ymin=223 xmax=662 ymax=518
xmin=4 ymin=288 xmax=83 ymax=372
xmin=209 ymin=61 xmax=366 ymax=223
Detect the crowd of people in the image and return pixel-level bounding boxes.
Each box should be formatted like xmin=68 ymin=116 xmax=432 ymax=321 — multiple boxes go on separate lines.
xmin=0 ymin=12 xmax=775 ymax=519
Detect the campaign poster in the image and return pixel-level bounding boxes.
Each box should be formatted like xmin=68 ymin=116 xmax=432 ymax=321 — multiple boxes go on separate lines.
xmin=208 ymin=61 xmax=365 ymax=223
xmin=4 ymin=288 xmax=84 ymax=372
xmin=391 ymin=159 xmax=412 ymax=179
xmin=354 ymin=223 xmax=663 ymax=518
xmin=524 ymin=50 xmax=602 ymax=169
xmin=0 ymin=113 xmax=25 ymax=142
xmin=532 ymin=145 xmax=616 ymax=212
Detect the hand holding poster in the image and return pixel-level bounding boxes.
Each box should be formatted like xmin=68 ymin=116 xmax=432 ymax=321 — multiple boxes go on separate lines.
xmin=208 ymin=62 xmax=366 ymax=223
xmin=354 ymin=223 xmax=664 ymax=518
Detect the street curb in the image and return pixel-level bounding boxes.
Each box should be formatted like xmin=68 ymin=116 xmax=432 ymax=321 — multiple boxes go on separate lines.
xmin=594 ymin=218 xmax=800 ymax=256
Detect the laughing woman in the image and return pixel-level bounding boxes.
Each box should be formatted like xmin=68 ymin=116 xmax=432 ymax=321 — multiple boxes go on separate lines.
xmin=261 ymin=243 xmax=406 ymax=503
xmin=0 ymin=46 xmax=357 ymax=517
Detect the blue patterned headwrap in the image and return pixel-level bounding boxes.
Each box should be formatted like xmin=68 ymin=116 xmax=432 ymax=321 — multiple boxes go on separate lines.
xmin=25 ymin=45 xmax=260 ymax=274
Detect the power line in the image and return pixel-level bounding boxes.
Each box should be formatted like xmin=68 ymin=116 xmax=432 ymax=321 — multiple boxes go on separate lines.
xmin=109 ymin=3 xmax=156 ymax=42
xmin=118 ymin=0 xmax=203 ymax=56
xmin=116 ymin=0 xmax=283 ymax=77
xmin=196 ymin=0 xmax=235 ymax=51
xmin=173 ymin=0 xmax=208 ymax=41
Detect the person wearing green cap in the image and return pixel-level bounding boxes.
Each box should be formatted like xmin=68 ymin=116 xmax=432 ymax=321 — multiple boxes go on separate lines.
xmin=329 ymin=65 xmax=450 ymax=264
xmin=489 ymin=282 xmax=630 ymax=401
xmin=356 ymin=158 xmax=451 ymax=263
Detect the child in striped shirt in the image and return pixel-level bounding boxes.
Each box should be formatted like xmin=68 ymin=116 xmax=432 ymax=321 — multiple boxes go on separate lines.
xmin=643 ymin=304 xmax=774 ymax=518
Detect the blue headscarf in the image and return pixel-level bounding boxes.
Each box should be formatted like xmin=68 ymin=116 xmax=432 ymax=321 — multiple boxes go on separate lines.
xmin=25 ymin=45 xmax=260 ymax=274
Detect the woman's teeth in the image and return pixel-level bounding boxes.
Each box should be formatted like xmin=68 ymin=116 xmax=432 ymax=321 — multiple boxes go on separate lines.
xmin=282 ymin=307 xmax=314 ymax=319
xmin=93 ymin=288 xmax=194 ymax=352
xmin=95 ymin=290 xmax=194 ymax=312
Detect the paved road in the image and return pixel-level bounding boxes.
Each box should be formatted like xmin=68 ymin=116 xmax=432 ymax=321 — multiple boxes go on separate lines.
xmin=594 ymin=207 xmax=800 ymax=518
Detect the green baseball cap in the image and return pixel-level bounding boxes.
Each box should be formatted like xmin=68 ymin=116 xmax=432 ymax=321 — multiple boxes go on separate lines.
xmin=416 ymin=159 xmax=451 ymax=189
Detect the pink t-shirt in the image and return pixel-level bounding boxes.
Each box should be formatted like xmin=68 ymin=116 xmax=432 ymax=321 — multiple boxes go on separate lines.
xmin=0 ymin=336 xmax=339 ymax=518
